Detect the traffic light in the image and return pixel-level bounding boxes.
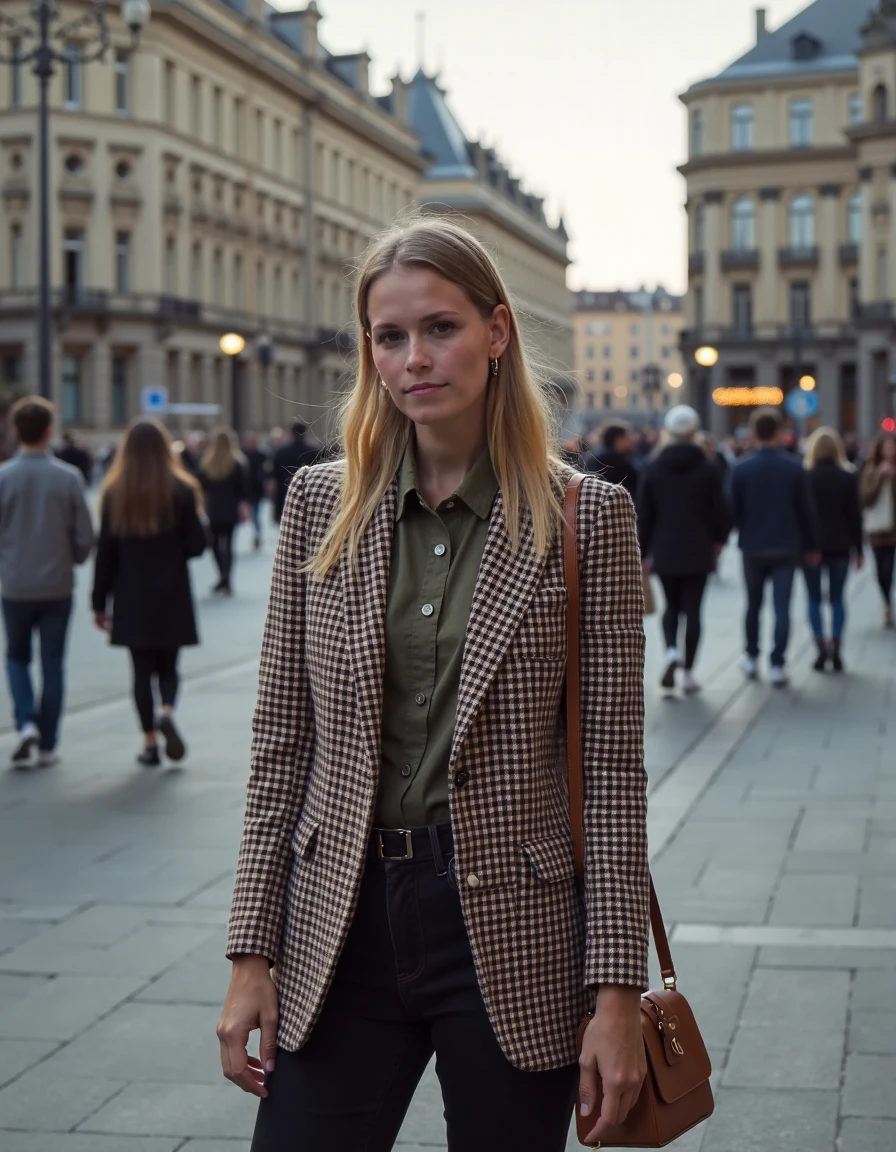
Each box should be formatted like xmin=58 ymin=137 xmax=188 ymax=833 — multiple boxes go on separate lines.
xmin=882 ymin=418 xmax=896 ymax=433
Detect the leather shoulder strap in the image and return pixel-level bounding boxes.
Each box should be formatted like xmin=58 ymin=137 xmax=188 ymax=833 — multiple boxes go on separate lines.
xmin=563 ymin=475 xmax=677 ymax=990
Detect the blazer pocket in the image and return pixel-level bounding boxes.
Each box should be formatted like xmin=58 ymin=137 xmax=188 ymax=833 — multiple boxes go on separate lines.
xmin=511 ymin=588 xmax=567 ymax=662
xmin=291 ymin=813 xmax=320 ymax=860
xmin=520 ymin=832 xmax=576 ymax=883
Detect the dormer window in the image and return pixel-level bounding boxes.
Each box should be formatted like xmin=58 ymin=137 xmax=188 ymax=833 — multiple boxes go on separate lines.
xmin=791 ymin=33 xmax=821 ymax=62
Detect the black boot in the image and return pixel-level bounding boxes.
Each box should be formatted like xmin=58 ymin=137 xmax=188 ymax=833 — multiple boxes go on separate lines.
xmin=830 ymin=639 xmax=844 ymax=673
xmin=813 ymin=639 xmax=828 ymax=672
xmin=137 ymin=745 xmax=161 ymax=767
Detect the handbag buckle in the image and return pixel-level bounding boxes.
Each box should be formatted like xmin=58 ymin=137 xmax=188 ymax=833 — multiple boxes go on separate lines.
xmin=376 ymin=829 xmax=414 ymax=861
xmin=663 ymin=974 xmax=677 ymax=991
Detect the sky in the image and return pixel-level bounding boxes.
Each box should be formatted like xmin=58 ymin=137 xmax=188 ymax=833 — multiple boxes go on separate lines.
xmin=273 ymin=0 xmax=814 ymax=294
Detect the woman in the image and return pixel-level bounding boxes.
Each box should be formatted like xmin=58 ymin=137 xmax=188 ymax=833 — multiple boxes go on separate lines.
xmin=217 ymin=218 xmax=650 ymax=1152
xmin=803 ymin=428 xmax=863 ymax=672
xmin=638 ymin=405 xmax=731 ymax=694
xmin=92 ymin=418 xmax=207 ymax=766
xmin=199 ymin=428 xmax=249 ymax=596
xmin=860 ymin=432 xmax=896 ymax=628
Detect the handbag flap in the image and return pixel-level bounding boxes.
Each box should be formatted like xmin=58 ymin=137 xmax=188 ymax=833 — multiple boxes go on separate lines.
xmin=640 ymin=990 xmax=712 ymax=1105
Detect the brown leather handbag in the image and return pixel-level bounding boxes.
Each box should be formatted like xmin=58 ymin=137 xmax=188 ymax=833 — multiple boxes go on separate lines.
xmin=564 ymin=475 xmax=714 ymax=1149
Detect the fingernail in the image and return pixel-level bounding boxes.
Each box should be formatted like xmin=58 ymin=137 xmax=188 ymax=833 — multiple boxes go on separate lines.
xmin=580 ymin=1103 xmax=590 ymax=1117
xmin=265 ymin=1060 xmax=275 ymax=1074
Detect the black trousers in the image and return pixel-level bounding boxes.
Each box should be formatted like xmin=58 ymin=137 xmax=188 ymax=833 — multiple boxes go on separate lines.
xmin=659 ymin=573 xmax=708 ymax=669
xmin=872 ymin=544 xmax=896 ymax=606
xmin=129 ymin=647 xmax=179 ymax=733
xmin=251 ymin=824 xmax=578 ymax=1152
xmin=209 ymin=522 xmax=236 ymax=586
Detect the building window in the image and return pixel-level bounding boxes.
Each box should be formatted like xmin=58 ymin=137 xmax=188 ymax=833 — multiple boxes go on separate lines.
xmin=691 ymin=109 xmax=703 ymax=157
xmin=630 ymin=346 xmax=639 ymax=359
xmin=212 ymin=87 xmax=223 ymax=147
xmin=190 ymin=241 xmax=202 ymax=299
xmin=603 ymin=345 xmax=612 ymax=358
xmin=789 ymin=99 xmax=814 ymax=147
xmin=694 ymin=286 xmax=704 ymax=328
xmin=273 ymin=119 xmax=282 ymax=175
xmin=788 ymin=194 xmax=815 ymax=248
xmin=731 ymin=104 xmax=754 ymax=151
xmin=114 ymin=50 xmax=129 ymax=115
xmin=255 ymin=110 xmax=264 ymax=166
xmin=232 ymin=97 xmax=244 ymax=156
xmin=630 ymin=323 xmax=639 ymax=336
xmin=61 ymin=355 xmax=82 ymax=423
xmin=292 ymin=128 xmax=301 ymax=180
xmin=732 ymin=283 xmax=753 ymax=333
xmin=694 ymin=204 xmax=706 ymax=253
xmin=586 ymin=345 xmax=595 ymax=359
xmin=10 ymin=224 xmax=22 ymax=289
xmin=877 ymin=247 xmax=888 ymax=301
xmin=848 ymin=191 xmax=862 ymax=244
xmin=212 ymin=248 xmax=223 ymax=306
xmin=164 ymin=236 xmax=176 ymax=295
xmin=603 ymin=370 xmax=613 ymax=383
xmin=257 ymin=261 xmax=266 ymax=315
xmin=601 ymin=392 xmax=610 ymax=408
xmin=630 ymin=370 xmax=639 ymax=383
xmin=849 ymin=93 xmax=862 ymax=125
xmin=731 ymin=197 xmax=756 ymax=250
xmin=63 ymin=45 xmax=82 ymax=110
xmin=111 ymin=355 xmax=128 ymax=425
xmin=790 ymin=281 xmax=812 ymax=329
xmin=190 ymin=75 xmax=201 ymax=137
xmin=873 ymin=85 xmax=889 ymax=123
xmin=164 ymin=62 xmax=175 ymax=126
xmin=233 ymin=253 xmax=243 ymax=309
xmin=62 ymin=227 xmax=84 ymax=299
xmin=273 ymin=265 xmax=283 ymax=317
xmin=114 ymin=230 xmax=130 ymax=294
xmin=631 ymin=394 xmax=639 ymax=409
xmin=10 ymin=38 xmax=22 ymax=108
xmin=586 ymin=369 xmax=595 ymax=383
xmin=849 ymin=277 xmax=860 ymax=319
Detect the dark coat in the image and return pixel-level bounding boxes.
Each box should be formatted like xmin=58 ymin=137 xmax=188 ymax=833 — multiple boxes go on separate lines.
xmin=730 ymin=447 xmax=818 ymax=560
xmin=200 ymin=462 xmax=248 ymax=526
xmin=807 ymin=460 xmax=863 ymax=557
xmin=272 ymin=440 xmax=321 ymax=520
xmin=92 ymin=480 xmax=207 ymax=649
xmin=637 ymin=442 xmax=732 ymax=576
xmin=582 ymin=448 xmax=638 ymax=499
xmin=243 ymin=448 xmax=269 ymax=504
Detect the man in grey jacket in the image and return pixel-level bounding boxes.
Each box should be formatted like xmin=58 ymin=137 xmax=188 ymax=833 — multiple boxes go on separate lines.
xmin=0 ymin=397 xmax=94 ymax=767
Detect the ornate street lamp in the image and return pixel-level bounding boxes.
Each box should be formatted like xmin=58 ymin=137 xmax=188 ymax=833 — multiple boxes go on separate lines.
xmin=220 ymin=332 xmax=246 ymax=433
xmin=0 ymin=1 xmax=152 ymax=400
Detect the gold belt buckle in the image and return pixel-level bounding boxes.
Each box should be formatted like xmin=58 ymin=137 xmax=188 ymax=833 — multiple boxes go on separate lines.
xmin=376 ymin=828 xmax=414 ymax=861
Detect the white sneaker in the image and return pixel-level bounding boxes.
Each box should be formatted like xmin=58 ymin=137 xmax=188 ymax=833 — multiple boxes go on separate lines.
xmin=769 ymin=665 xmax=789 ymax=689
xmin=36 ymin=750 xmax=60 ymax=769
xmin=10 ymin=722 xmax=39 ymax=765
xmin=682 ymin=670 xmax=702 ymax=694
xmin=738 ymin=654 xmax=758 ymax=680
xmin=661 ymin=647 xmax=680 ymax=690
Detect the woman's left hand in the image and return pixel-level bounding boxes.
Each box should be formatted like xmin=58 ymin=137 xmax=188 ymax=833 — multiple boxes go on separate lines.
xmin=578 ymin=985 xmax=647 ymax=1146
xmin=93 ymin=611 xmax=110 ymax=632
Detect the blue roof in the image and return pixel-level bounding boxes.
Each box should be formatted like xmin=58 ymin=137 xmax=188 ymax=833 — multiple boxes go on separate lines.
xmin=408 ymin=71 xmax=476 ymax=176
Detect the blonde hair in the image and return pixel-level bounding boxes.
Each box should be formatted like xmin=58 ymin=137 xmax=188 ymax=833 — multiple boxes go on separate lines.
xmin=309 ymin=216 xmax=565 ymax=579
xmin=200 ymin=427 xmax=244 ymax=482
xmin=804 ymin=426 xmax=845 ymax=470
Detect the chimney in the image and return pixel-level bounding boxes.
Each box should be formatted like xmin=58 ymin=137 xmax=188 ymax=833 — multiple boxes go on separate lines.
xmin=299 ymin=1 xmax=322 ymax=61
xmin=756 ymin=7 xmax=768 ymax=43
xmin=389 ymin=73 xmax=411 ymax=126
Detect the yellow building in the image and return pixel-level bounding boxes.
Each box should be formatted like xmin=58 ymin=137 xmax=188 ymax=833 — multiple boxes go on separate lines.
xmin=573 ymin=289 xmax=685 ymax=429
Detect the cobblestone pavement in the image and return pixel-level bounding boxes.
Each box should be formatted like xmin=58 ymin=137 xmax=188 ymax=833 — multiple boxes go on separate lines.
xmin=0 ymin=522 xmax=893 ymax=1152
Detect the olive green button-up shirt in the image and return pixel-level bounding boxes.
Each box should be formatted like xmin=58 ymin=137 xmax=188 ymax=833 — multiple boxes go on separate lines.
xmin=376 ymin=447 xmax=498 ymax=829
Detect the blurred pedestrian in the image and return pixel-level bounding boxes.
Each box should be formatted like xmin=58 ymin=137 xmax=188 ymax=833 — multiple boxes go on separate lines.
xmin=638 ymin=406 xmax=731 ymax=694
xmin=55 ymin=431 xmax=93 ymax=486
xmin=271 ymin=420 xmax=320 ymax=522
xmin=698 ymin=431 xmax=730 ymax=489
xmin=241 ymin=431 xmax=269 ymax=551
xmin=0 ymin=398 xmax=94 ymax=768
xmin=730 ymin=408 xmax=819 ymax=687
xmin=860 ymin=432 xmax=896 ymax=629
xmin=582 ymin=421 xmax=638 ymax=498
xmin=199 ymin=428 xmax=249 ymax=596
xmin=803 ymin=428 xmax=863 ymax=672
xmin=92 ymin=419 xmax=207 ymax=767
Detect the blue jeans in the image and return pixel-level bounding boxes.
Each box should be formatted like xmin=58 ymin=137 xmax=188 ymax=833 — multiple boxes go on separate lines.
xmin=743 ymin=558 xmax=796 ymax=668
xmin=803 ymin=558 xmax=850 ymax=641
xmin=2 ymin=597 xmax=73 ymax=751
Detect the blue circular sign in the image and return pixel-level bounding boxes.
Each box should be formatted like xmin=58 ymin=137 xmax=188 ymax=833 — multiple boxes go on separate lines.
xmin=785 ymin=389 xmax=819 ymax=419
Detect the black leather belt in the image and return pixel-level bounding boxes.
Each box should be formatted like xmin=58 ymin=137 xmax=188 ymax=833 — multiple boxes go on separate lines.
xmin=370 ymin=823 xmax=452 ymax=863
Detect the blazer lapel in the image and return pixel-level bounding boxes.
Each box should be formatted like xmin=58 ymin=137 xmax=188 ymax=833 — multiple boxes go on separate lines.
xmin=451 ymin=491 xmax=547 ymax=763
xmin=340 ymin=482 xmax=396 ymax=772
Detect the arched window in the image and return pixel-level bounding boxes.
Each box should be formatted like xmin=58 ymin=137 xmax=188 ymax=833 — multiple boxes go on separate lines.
xmin=848 ymin=191 xmax=862 ymax=245
xmin=694 ymin=204 xmax=706 ymax=253
xmin=731 ymin=198 xmax=756 ymax=250
xmin=874 ymin=84 xmax=889 ymax=123
xmin=789 ymin=194 xmax=815 ymax=248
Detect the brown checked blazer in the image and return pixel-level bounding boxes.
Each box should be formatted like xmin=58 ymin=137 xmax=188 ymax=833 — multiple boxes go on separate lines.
xmin=227 ymin=461 xmax=650 ymax=1072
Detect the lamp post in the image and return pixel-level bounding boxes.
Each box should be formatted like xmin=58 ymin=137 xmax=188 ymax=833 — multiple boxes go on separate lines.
xmin=693 ymin=345 xmax=719 ymax=429
xmin=220 ymin=332 xmax=246 ymax=433
xmin=0 ymin=0 xmax=151 ymax=400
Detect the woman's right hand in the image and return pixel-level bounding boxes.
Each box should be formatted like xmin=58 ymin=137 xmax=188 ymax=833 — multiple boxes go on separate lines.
xmin=217 ymin=955 xmax=279 ymax=1098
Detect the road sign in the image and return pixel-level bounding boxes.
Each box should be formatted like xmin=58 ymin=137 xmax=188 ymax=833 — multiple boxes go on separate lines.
xmin=141 ymin=386 xmax=169 ymax=414
xmin=167 ymin=403 xmax=222 ymax=416
xmin=784 ymin=389 xmax=819 ymax=420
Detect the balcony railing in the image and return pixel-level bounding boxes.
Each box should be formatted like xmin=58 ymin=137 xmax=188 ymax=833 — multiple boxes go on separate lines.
xmin=56 ymin=287 xmax=109 ymax=312
xmin=857 ymin=301 xmax=893 ymax=324
xmin=721 ymin=249 xmax=760 ymax=271
xmin=157 ymin=295 xmax=202 ymax=321
xmin=778 ymin=246 xmax=820 ymax=269
xmin=839 ymin=243 xmax=859 ymax=266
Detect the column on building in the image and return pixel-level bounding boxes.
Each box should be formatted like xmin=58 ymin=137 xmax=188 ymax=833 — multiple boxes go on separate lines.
xmin=815 ymin=353 xmax=838 ymax=430
xmin=756 ymin=188 xmax=781 ymax=331
xmin=201 ymin=353 xmax=217 ymax=409
xmin=246 ymin=359 xmax=263 ymax=433
xmin=137 ymin=343 xmax=166 ymax=405
xmin=858 ymin=167 xmax=876 ymax=305
xmin=701 ymin=192 xmax=723 ymax=330
xmin=174 ymin=348 xmax=190 ymax=433
xmin=91 ymin=334 xmax=112 ymax=430
xmin=888 ymin=165 xmax=896 ymax=305
xmin=818 ymin=185 xmax=841 ymax=328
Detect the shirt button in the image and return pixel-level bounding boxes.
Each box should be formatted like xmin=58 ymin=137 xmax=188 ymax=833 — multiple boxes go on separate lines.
xmin=401 ymin=764 xmax=412 ymax=778
xmin=415 ymin=692 xmax=426 ymax=706
xmin=466 ymin=873 xmax=481 ymax=888
xmin=454 ymin=770 xmax=469 ymax=787
xmin=434 ymin=544 xmax=446 ymax=557
xmin=446 ymin=500 xmax=455 ymax=509
xmin=421 ymin=603 xmax=434 ymax=617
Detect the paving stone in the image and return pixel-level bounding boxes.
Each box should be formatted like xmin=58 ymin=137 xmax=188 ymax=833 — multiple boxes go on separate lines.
xmin=858 ymin=878 xmax=896 ymax=928
xmin=0 ymin=1070 xmax=126 ymax=1132
xmin=701 ymin=1087 xmax=838 ymax=1152
xmin=0 ymin=1136 xmax=179 ymax=1152
xmin=723 ymin=1026 xmax=843 ymax=1089
xmin=838 ymin=1118 xmax=896 ymax=1152
xmin=0 ymin=924 xmax=218 ymax=978
xmin=0 ymin=1039 xmax=59 ymax=1089
xmin=759 ymin=946 xmax=896 ymax=971
xmin=770 ymin=874 xmax=859 ymax=927
xmin=0 ymin=920 xmax=47 ymax=954
xmin=0 ymin=974 xmax=49 ymax=1009
xmin=738 ymin=969 xmax=850 ymax=1031
xmin=793 ymin=814 xmax=868 ymax=853
xmin=853 ymin=971 xmax=896 ymax=1008
xmin=843 ymin=1053 xmax=896 ymax=1118
xmin=0 ymin=975 xmax=146 ymax=1041
xmin=135 ymin=962 xmax=229 ymax=1007
xmin=849 ymin=1011 xmax=896 ymax=1055
xmin=81 ymin=1080 xmax=254 ymax=1139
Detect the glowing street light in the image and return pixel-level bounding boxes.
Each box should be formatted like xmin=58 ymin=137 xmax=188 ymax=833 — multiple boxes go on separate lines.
xmin=219 ymin=332 xmax=246 ymax=357
xmin=219 ymin=333 xmax=246 ymax=431
xmin=695 ymin=346 xmax=719 ymax=368
xmin=799 ymin=375 xmax=816 ymax=392
xmin=667 ymin=372 xmax=683 ymax=389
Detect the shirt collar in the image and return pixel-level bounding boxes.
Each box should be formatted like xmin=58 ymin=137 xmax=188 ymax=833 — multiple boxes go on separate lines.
xmin=395 ymin=446 xmax=498 ymax=522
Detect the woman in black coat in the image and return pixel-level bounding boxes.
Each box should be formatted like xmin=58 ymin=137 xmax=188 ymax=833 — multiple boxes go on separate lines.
xmin=638 ymin=406 xmax=732 ymax=694
xmin=199 ymin=428 xmax=249 ymax=596
xmin=92 ymin=418 xmax=207 ymax=766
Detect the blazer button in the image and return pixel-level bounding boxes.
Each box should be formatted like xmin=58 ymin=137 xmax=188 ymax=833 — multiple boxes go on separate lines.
xmin=415 ymin=692 xmax=426 ymax=706
xmin=454 ymin=770 xmax=469 ymax=787
xmin=466 ymin=873 xmax=481 ymax=888
xmin=401 ymin=764 xmax=412 ymax=778
xmin=421 ymin=603 xmax=434 ymax=617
